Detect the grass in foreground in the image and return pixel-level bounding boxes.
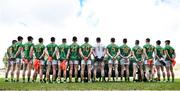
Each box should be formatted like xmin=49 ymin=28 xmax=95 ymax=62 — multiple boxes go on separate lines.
xmin=0 ymin=78 xmax=180 ymax=90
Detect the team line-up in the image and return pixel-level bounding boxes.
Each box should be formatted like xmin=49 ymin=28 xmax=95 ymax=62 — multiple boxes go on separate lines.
xmin=4 ymin=36 xmax=176 ymax=83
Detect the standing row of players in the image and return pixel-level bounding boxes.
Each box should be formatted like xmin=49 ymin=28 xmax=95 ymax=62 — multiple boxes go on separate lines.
xmin=5 ymin=36 xmax=176 ymax=83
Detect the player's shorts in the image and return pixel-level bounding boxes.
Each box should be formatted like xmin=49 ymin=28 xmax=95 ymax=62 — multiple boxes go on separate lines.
xmin=155 ymin=60 xmax=161 ymax=66
xmin=69 ymin=60 xmax=79 ymax=65
xmin=165 ymin=60 xmax=172 ymax=67
xmin=109 ymin=59 xmax=118 ymax=64
xmin=144 ymin=59 xmax=154 ymax=65
xmin=22 ymin=59 xmax=33 ymax=64
xmin=15 ymin=58 xmax=22 ymax=64
xmin=120 ymin=58 xmax=129 ymax=65
xmin=8 ymin=59 xmax=16 ymax=65
xmin=40 ymin=60 xmax=45 ymax=65
xmin=47 ymin=60 xmax=57 ymax=65
xmin=94 ymin=61 xmax=104 ymax=67
xmin=81 ymin=60 xmax=91 ymax=65
xmin=58 ymin=60 xmax=68 ymax=66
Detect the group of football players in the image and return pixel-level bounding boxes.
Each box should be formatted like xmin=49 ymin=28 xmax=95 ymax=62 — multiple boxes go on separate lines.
xmin=4 ymin=36 xmax=176 ymax=83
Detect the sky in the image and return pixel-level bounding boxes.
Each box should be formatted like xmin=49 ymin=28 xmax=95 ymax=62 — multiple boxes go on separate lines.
xmin=0 ymin=0 xmax=180 ymax=68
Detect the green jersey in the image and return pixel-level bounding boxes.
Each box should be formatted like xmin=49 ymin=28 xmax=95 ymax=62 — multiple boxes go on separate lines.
xmin=7 ymin=44 xmax=15 ymax=58
xmin=23 ymin=42 xmax=34 ymax=60
xmin=107 ymin=43 xmax=119 ymax=60
xmin=119 ymin=44 xmax=131 ymax=57
xmin=164 ymin=45 xmax=175 ymax=60
xmin=80 ymin=43 xmax=92 ymax=58
xmin=132 ymin=45 xmax=143 ymax=61
xmin=143 ymin=44 xmax=155 ymax=60
xmin=156 ymin=45 xmax=164 ymax=59
xmin=34 ymin=43 xmax=45 ymax=59
xmin=46 ymin=43 xmax=57 ymax=59
xmin=69 ymin=43 xmax=80 ymax=60
xmin=58 ymin=43 xmax=69 ymax=60
xmin=14 ymin=42 xmax=23 ymax=59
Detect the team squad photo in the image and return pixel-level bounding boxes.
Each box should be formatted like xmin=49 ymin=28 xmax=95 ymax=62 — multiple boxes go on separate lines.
xmin=3 ymin=36 xmax=176 ymax=84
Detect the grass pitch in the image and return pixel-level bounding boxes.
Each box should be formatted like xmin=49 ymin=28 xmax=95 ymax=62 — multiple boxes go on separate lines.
xmin=0 ymin=78 xmax=180 ymax=90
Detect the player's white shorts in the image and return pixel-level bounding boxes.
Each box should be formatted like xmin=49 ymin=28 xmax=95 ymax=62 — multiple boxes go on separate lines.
xmin=16 ymin=58 xmax=22 ymax=64
xmin=120 ymin=58 xmax=129 ymax=65
xmin=47 ymin=60 xmax=57 ymax=65
xmin=165 ymin=60 xmax=172 ymax=67
xmin=40 ymin=60 xmax=45 ymax=65
xmin=69 ymin=60 xmax=79 ymax=65
xmin=109 ymin=60 xmax=118 ymax=64
xmin=155 ymin=60 xmax=162 ymax=66
xmin=81 ymin=60 xmax=91 ymax=65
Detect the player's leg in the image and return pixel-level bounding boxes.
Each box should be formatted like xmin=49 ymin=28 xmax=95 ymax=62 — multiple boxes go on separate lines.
xmin=155 ymin=61 xmax=161 ymax=81
xmin=10 ymin=60 xmax=16 ymax=82
xmin=144 ymin=60 xmax=150 ymax=81
xmin=81 ymin=60 xmax=85 ymax=83
xmin=27 ymin=60 xmax=32 ymax=82
xmin=22 ymin=60 xmax=27 ymax=83
xmin=125 ymin=64 xmax=130 ymax=81
xmin=93 ymin=61 xmax=97 ymax=81
xmin=101 ymin=61 xmax=105 ymax=81
xmin=15 ymin=58 xmax=21 ymax=82
xmin=39 ymin=60 xmax=45 ymax=83
xmin=74 ymin=60 xmax=79 ymax=82
xmin=165 ymin=61 xmax=170 ymax=82
xmin=69 ymin=60 xmax=73 ymax=82
xmin=52 ymin=60 xmax=57 ymax=83
xmin=63 ymin=61 xmax=67 ymax=83
xmin=133 ymin=63 xmax=137 ymax=81
xmin=87 ymin=60 xmax=92 ymax=82
xmin=114 ymin=60 xmax=118 ymax=81
xmin=108 ymin=60 xmax=112 ymax=81
xmin=160 ymin=65 xmax=166 ymax=81
xmin=170 ymin=63 xmax=174 ymax=82
xmin=5 ymin=60 xmax=11 ymax=82
xmin=139 ymin=62 xmax=144 ymax=81
xmin=120 ymin=59 xmax=125 ymax=81
xmin=57 ymin=61 xmax=61 ymax=83
xmin=46 ymin=61 xmax=51 ymax=83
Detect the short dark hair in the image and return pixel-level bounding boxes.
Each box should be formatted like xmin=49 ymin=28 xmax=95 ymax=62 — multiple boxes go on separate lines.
xmin=62 ymin=38 xmax=66 ymax=43
xmin=111 ymin=38 xmax=115 ymax=43
xmin=39 ymin=38 xmax=43 ymax=43
xmin=156 ymin=40 xmax=161 ymax=45
xmin=27 ymin=36 xmax=33 ymax=41
xmin=146 ymin=38 xmax=150 ymax=42
xmin=17 ymin=36 xmax=23 ymax=41
xmin=72 ymin=36 xmax=77 ymax=42
xmin=135 ymin=40 xmax=139 ymax=45
xmin=12 ymin=40 xmax=17 ymax=44
xmin=96 ymin=37 xmax=101 ymax=42
xmin=84 ymin=37 xmax=89 ymax=43
xmin=165 ymin=40 xmax=170 ymax=45
xmin=51 ymin=37 xmax=55 ymax=42
xmin=123 ymin=38 xmax=127 ymax=43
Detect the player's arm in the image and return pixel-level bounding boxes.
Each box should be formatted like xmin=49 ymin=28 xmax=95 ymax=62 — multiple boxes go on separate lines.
xmin=92 ymin=47 xmax=96 ymax=57
xmin=103 ymin=46 xmax=106 ymax=57
xmin=87 ymin=48 xmax=93 ymax=58
xmin=44 ymin=48 xmax=49 ymax=57
xmin=54 ymin=47 xmax=60 ymax=59
xmin=66 ymin=49 xmax=70 ymax=59
xmin=132 ymin=50 xmax=138 ymax=61
xmin=15 ymin=46 xmax=23 ymax=58
xmin=114 ymin=49 xmax=120 ymax=59
xmin=106 ymin=49 xmax=113 ymax=59
xmin=154 ymin=48 xmax=160 ymax=60
xmin=39 ymin=48 xmax=45 ymax=59
xmin=143 ymin=48 xmax=148 ymax=59
xmin=30 ymin=46 xmax=34 ymax=59
xmin=79 ymin=47 xmax=85 ymax=58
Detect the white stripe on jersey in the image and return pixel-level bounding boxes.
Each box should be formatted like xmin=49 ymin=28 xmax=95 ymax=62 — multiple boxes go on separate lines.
xmin=93 ymin=43 xmax=105 ymax=58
